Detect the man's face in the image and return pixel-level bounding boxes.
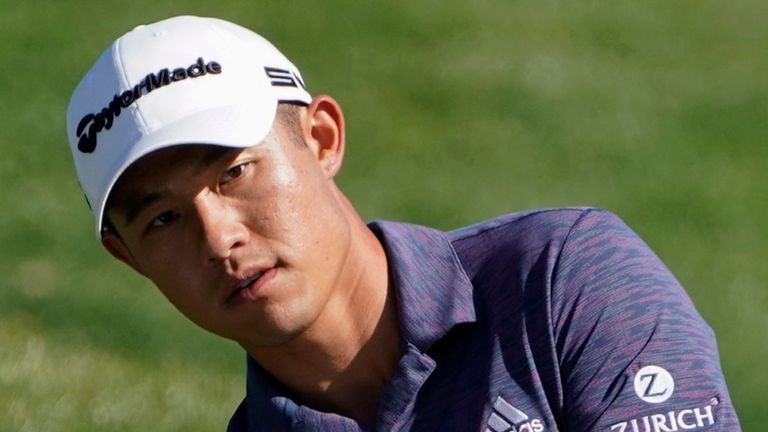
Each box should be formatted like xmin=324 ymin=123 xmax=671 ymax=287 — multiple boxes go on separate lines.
xmin=103 ymin=110 xmax=351 ymax=348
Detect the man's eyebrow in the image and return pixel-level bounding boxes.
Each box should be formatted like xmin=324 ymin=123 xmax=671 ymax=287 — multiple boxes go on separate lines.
xmin=121 ymin=191 xmax=166 ymax=226
xmin=195 ymin=146 xmax=238 ymax=172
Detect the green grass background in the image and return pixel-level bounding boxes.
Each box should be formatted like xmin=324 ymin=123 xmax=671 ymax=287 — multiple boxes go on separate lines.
xmin=1 ymin=0 xmax=765 ymax=430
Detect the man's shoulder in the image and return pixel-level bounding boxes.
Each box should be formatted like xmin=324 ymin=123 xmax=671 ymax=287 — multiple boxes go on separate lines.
xmin=447 ymin=206 xmax=615 ymax=252
xmin=371 ymin=207 xmax=629 ymax=282
xmin=442 ymin=207 xmax=620 ymax=288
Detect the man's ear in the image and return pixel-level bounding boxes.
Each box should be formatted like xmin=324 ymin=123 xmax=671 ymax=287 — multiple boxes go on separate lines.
xmin=101 ymin=231 xmax=144 ymax=276
xmin=302 ymin=95 xmax=346 ymax=178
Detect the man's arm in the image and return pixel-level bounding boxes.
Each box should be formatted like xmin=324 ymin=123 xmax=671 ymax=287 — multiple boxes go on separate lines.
xmin=551 ymin=209 xmax=740 ymax=430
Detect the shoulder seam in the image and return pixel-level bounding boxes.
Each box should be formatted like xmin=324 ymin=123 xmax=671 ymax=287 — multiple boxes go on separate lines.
xmin=450 ymin=207 xmax=597 ymax=242
xmin=550 ymin=208 xmax=600 ymax=286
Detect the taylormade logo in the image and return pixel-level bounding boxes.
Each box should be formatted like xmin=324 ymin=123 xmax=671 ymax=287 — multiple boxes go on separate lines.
xmin=75 ymin=57 xmax=222 ymax=154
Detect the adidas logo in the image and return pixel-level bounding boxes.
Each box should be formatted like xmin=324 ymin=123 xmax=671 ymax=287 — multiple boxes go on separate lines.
xmin=485 ymin=396 xmax=545 ymax=432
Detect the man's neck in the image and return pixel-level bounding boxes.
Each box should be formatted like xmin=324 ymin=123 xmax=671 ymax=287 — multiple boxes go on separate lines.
xmin=245 ymin=205 xmax=400 ymax=425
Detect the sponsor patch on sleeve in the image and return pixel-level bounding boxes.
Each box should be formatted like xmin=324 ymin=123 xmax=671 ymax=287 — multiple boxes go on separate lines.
xmin=609 ymin=365 xmax=720 ymax=431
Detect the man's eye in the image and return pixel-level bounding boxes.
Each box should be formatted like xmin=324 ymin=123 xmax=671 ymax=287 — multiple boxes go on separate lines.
xmin=149 ymin=211 xmax=178 ymax=229
xmin=220 ymin=163 xmax=249 ymax=184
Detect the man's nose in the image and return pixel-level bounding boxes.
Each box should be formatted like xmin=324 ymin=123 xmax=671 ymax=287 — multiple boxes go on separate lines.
xmin=194 ymin=193 xmax=248 ymax=264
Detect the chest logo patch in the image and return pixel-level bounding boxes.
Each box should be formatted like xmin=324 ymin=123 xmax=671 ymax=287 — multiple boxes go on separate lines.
xmin=634 ymin=365 xmax=675 ymax=404
xmin=485 ymin=396 xmax=544 ymax=432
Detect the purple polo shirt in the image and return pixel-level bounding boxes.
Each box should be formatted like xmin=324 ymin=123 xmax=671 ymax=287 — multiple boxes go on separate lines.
xmin=227 ymin=208 xmax=740 ymax=431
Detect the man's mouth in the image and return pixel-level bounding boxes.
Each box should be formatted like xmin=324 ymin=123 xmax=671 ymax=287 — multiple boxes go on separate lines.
xmin=226 ymin=268 xmax=277 ymax=305
xmin=238 ymin=273 xmax=262 ymax=290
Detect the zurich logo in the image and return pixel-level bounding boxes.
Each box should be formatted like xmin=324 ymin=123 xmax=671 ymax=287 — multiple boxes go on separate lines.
xmin=634 ymin=365 xmax=675 ymax=404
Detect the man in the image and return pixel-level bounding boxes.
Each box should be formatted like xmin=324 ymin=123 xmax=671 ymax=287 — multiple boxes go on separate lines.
xmin=66 ymin=15 xmax=740 ymax=431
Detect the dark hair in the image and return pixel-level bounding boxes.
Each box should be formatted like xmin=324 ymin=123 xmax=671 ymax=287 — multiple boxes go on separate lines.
xmin=275 ymin=102 xmax=306 ymax=146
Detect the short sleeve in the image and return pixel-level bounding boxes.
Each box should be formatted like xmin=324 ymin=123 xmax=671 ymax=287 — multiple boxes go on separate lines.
xmin=551 ymin=209 xmax=740 ymax=430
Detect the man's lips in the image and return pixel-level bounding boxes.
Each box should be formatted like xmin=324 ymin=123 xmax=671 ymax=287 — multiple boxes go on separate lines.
xmin=226 ymin=267 xmax=278 ymax=305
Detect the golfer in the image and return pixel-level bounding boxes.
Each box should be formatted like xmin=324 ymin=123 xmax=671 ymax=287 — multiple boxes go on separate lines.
xmin=66 ymin=15 xmax=740 ymax=431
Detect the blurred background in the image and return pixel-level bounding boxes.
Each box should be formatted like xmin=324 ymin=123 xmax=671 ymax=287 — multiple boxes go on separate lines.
xmin=1 ymin=0 xmax=765 ymax=430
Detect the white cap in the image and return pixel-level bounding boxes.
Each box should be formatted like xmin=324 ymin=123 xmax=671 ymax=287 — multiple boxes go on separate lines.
xmin=66 ymin=16 xmax=312 ymax=237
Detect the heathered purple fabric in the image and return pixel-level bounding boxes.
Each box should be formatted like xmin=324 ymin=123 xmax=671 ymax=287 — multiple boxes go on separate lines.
xmin=228 ymin=208 xmax=740 ymax=431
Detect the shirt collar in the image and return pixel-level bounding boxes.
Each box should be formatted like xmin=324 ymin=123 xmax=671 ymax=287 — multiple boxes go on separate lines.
xmin=241 ymin=220 xmax=477 ymax=428
xmin=368 ymin=220 xmax=477 ymax=353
